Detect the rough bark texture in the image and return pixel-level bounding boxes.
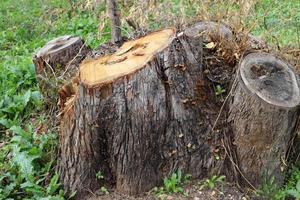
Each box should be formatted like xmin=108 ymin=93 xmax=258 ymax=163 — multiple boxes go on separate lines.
xmin=184 ymin=21 xmax=233 ymax=42
xmin=228 ymin=52 xmax=300 ymax=187
xmin=57 ymin=29 xmax=228 ymax=196
xmin=33 ymin=35 xmax=89 ymax=107
xmin=108 ymin=0 xmax=122 ymax=43
xmin=53 ymin=22 xmax=299 ymax=198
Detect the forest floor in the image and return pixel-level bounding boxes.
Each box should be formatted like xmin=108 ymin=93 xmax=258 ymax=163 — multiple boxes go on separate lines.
xmin=0 ymin=0 xmax=300 ymax=199
xmin=86 ymin=180 xmax=246 ymax=200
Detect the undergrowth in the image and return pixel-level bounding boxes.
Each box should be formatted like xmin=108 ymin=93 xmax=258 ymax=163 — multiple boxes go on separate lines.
xmin=154 ymin=170 xmax=191 ymax=198
xmin=0 ymin=0 xmax=109 ymax=199
xmin=256 ymin=165 xmax=300 ymax=200
xmin=0 ymin=0 xmax=299 ymax=199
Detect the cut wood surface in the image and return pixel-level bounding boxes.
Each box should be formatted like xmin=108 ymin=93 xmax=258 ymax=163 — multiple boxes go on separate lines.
xmin=229 ymin=52 xmax=300 ymax=187
xmin=33 ymin=35 xmax=89 ymax=107
xmin=57 ymin=28 xmax=226 ymax=196
xmin=80 ymin=29 xmax=175 ymax=86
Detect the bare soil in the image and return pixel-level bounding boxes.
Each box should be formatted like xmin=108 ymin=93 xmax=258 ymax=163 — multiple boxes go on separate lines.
xmin=86 ymin=180 xmax=251 ymax=200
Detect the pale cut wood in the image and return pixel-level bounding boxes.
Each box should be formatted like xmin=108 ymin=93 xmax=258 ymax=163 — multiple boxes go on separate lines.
xmin=228 ymin=52 xmax=300 ymax=187
xmin=57 ymin=28 xmax=226 ymax=196
xmin=80 ymin=29 xmax=175 ymax=86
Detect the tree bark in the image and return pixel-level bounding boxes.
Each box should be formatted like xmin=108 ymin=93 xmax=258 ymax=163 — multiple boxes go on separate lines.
xmin=53 ymin=23 xmax=300 ymax=198
xmin=184 ymin=21 xmax=234 ymax=41
xmin=107 ymin=0 xmax=122 ymax=43
xmin=33 ymin=35 xmax=89 ymax=107
xmin=228 ymin=52 xmax=300 ymax=187
xmin=57 ymin=28 xmax=226 ymax=196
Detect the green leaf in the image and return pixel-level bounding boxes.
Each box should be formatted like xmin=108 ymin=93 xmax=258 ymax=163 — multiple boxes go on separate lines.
xmin=28 ymin=146 xmax=41 ymax=157
xmin=30 ymin=90 xmax=41 ymax=101
xmin=287 ymin=189 xmax=300 ymax=198
xmin=20 ymin=181 xmax=34 ymax=188
xmin=46 ymin=174 xmax=60 ymax=195
xmin=10 ymin=125 xmax=25 ymax=135
xmin=12 ymin=151 xmax=34 ymax=178
xmin=10 ymin=126 xmax=32 ymax=140
xmin=22 ymin=90 xmax=31 ymax=106
xmin=0 ymin=118 xmax=12 ymax=128
xmin=216 ymin=175 xmax=225 ymax=182
xmin=296 ymin=180 xmax=300 ymax=192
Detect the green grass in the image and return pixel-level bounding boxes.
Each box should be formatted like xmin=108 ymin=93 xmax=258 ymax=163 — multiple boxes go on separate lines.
xmin=0 ymin=0 xmax=110 ymax=127
xmin=250 ymin=0 xmax=300 ymax=48
xmin=0 ymin=0 xmax=109 ymax=199
xmin=0 ymin=0 xmax=299 ymax=199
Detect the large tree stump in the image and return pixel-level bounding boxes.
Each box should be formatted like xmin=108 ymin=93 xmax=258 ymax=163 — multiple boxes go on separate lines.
xmin=57 ymin=28 xmax=226 ymax=196
xmin=228 ymin=52 xmax=300 ymax=187
xmin=33 ymin=35 xmax=89 ymax=107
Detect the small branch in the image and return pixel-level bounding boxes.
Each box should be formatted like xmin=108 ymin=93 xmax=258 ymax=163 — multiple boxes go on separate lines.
xmin=60 ymin=41 xmax=87 ymax=78
xmin=107 ymin=0 xmax=122 ymax=43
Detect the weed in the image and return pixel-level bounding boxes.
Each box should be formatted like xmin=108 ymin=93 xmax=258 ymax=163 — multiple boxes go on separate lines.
xmin=95 ymin=171 xmax=109 ymax=195
xmin=199 ymin=175 xmax=225 ymax=194
xmin=284 ymin=166 xmax=300 ymax=200
xmin=0 ymin=0 xmax=111 ymax=198
xmin=256 ymin=167 xmax=300 ymax=200
xmin=214 ymin=85 xmax=226 ymax=96
xmin=99 ymin=186 xmax=109 ymax=195
xmin=0 ymin=125 xmax=64 ymax=199
xmin=256 ymin=176 xmax=286 ymax=200
xmin=96 ymin=171 xmax=104 ymax=180
xmin=286 ymin=179 xmax=300 ymax=199
xmin=154 ymin=170 xmax=191 ymax=197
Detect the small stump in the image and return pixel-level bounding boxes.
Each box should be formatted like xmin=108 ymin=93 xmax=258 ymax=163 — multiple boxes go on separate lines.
xmin=33 ymin=35 xmax=89 ymax=107
xmin=229 ymin=52 xmax=300 ymax=187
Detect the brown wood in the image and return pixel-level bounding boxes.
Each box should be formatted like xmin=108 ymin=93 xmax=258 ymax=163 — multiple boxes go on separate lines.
xmin=33 ymin=35 xmax=89 ymax=107
xmin=57 ymin=28 xmax=227 ymax=196
xmin=228 ymin=52 xmax=300 ymax=187
xmin=108 ymin=0 xmax=122 ymax=43
xmin=184 ymin=21 xmax=233 ymax=41
xmin=53 ymin=22 xmax=300 ymax=198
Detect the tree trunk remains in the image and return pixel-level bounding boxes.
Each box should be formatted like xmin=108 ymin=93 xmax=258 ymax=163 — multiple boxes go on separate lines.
xmin=228 ymin=52 xmax=300 ymax=187
xmin=53 ymin=22 xmax=300 ymax=198
xmin=57 ymin=28 xmax=227 ymax=196
xmin=184 ymin=21 xmax=234 ymax=41
xmin=108 ymin=0 xmax=122 ymax=43
xmin=33 ymin=35 xmax=89 ymax=107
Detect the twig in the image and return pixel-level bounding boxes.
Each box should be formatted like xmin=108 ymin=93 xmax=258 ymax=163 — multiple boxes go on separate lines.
xmin=60 ymin=42 xmax=87 ymax=78
xmin=44 ymin=60 xmax=56 ymax=78
xmin=221 ymin=139 xmax=257 ymax=191
xmin=212 ymin=74 xmax=237 ymax=131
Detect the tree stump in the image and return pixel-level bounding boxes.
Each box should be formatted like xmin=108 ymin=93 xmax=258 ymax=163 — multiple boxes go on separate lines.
xmin=184 ymin=21 xmax=233 ymax=42
xmin=57 ymin=28 xmax=226 ymax=196
xmin=33 ymin=35 xmax=89 ymax=107
xmin=228 ymin=52 xmax=300 ymax=187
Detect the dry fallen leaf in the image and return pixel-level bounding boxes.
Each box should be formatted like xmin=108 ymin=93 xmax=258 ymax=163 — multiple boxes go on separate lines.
xmin=205 ymin=42 xmax=216 ymax=49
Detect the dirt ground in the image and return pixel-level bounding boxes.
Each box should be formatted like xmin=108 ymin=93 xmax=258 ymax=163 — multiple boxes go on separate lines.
xmin=86 ymin=180 xmax=252 ymax=200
